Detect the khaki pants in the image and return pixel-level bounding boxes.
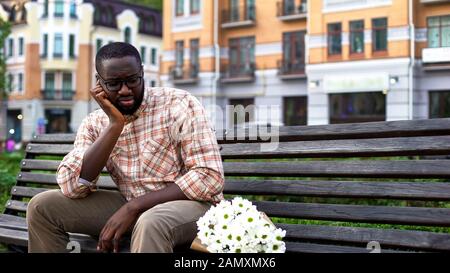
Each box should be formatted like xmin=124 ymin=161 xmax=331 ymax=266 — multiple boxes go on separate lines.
xmin=26 ymin=189 xmax=211 ymax=253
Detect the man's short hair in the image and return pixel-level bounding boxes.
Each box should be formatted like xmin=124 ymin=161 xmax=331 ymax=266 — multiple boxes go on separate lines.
xmin=95 ymin=42 xmax=142 ymax=73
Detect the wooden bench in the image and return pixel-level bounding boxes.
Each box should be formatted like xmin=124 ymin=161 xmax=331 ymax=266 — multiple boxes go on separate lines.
xmin=2 ymin=118 xmax=450 ymax=253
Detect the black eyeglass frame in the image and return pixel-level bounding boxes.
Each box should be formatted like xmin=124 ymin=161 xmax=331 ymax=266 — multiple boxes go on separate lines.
xmin=96 ymin=67 xmax=144 ymax=93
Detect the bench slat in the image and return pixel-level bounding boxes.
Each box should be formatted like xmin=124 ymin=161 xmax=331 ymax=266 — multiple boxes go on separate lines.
xmin=27 ymin=135 xmax=450 ymax=159
xmin=11 ymin=186 xmax=50 ymax=198
xmin=30 ymin=119 xmax=450 ymax=144
xmin=16 ymin=172 xmax=116 ymax=189
xmin=0 ymin=214 xmax=27 ymax=231
xmin=224 ymin=160 xmax=450 ymax=178
xmin=0 ymin=227 xmax=28 ymax=247
xmin=20 ymin=159 xmax=450 ymax=178
xmin=7 ymin=199 xmax=450 ymax=227
xmin=31 ymin=134 xmax=77 ymax=144
xmin=285 ymin=241 xmax=409 ymax=253
xmin=224 ymin=179 xmax=450 ymax=201
xmin=20 ymin=160 xmax=107 ymax=172
xmin=25 ymin=144 xmax=73 ymax=156
xmin=216 ymin=118 xmax=450 ymax=142
xmin=221 ymin=135 xmax=450 ymax=159
xmin=5 ymin=200 xmax=28 ymax=213
xmin=278 ymin=224 xmax=450 ymax=252
xmin=253 ymin=201 xmax=450 ymax=227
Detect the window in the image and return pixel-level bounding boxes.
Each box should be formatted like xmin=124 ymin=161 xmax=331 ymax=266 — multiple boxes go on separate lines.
xmin=282 ymin=31 xmax=305 ymax=74
xmin=428 ymin=15 xmax=450 ymax=48
xmin=96 ymin=38 xmax=103 ymax=53
xmin=54 ymin=0 xmax=64 ymax=17
xmin=372 ymin=18 xmax=387 ymax=52
xmin=175 ymin=41 xmax=184 ymax=67
xmin=246 ymin=0 xmax=255 ymax=20
xmin=42 ymin=34 xmax=48 ymax=57
xmin=429 ymin=91 xmax=450 ymax=118
xmin=190 ymin=39 xmax=199 ymax=77
xmin=18 ymin=73 xmax=23 ymax=92
xmin=229 ymin=98 xmax=255 ymax=125
xmin=229 ymin=36 xmax=255 ymax=77
xmin=328 ymin=22 xmax=342 ymax=55
xmin=140 ymin=46 xmax=146 ymax=64
xmin=43 ymin=0 xmax=49 ymax=17
xmin=45 ymin=73 xmax=55 ymax=90
xmin=18 ymin=37 xmax=24 ymax=56
xmin=62 ymin=73 xmax=73 ymax=100
xmin=151 ymin=48 xmax=157 ymax=65
xmin=329 ymin=92 xmax=386 ymax=124
xmin=7 ymin=74 xmax=13 ymax=93
xmin=230 ymin=0 xmax=239 ymax=21
xmin=8 ymin=38 xmax=13 ymax=57
xmin=190 ymin=0 xmax=200 ymax=14
xmin=69 ymin=34 xmax=75 ymax=58
xmin=54 ymin=34 xmax=63 ymax=58
xmin=350 ymin=20 xmax=364 ymax=54
xmin=176 ymin=0 xmax=184 ymax=16
xmin=151 ymin=80 xmax=156 ymax=87
xmin=283 ymin=0 xmax=296 ymax=16
xmin=284 ymin=97 xmax=307 ymax=126
xmin=70 ymin=1 xmax=77 ymax=18
xmin=124 ymin=27 xmax=132 ymax=43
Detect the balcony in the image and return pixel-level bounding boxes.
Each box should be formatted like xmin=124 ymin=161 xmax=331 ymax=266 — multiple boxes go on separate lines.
xmin=277 ymin=1 xmax=307 ymax=21
xmin=221 ymin=4 xmax=256 ymax=29
xmin=422 ymin=47 xmax=450 ymax=71
xmin=41 ymin=89 xmax=75 ymax=101
xmin=169 ymin=64 xmax=199 ymax=85
xmin=420 ymin=0 xmax=450 ymax=4
xmin=221 ymin=63 xmax=256 ymax=83
xmin=277 ymin=59 xmax=306 ymax=80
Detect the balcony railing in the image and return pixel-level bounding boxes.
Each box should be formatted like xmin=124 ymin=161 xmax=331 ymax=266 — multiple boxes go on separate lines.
xmin=278 ymin=59 xmax=306 ymax=79
xmin=41 ymin=89 xmax=75 ymax=101
xmin=221 ymin=63 xmax=256 ymax=83
xmin=169 ymin=64 xmax=199 ymax=85
xmin=222 ymin=4 xmax=256 ymax=28
xmin=277 ymin=1 xmax=307 ymax=21
xmin=420 ymin=0 xmax=450 ymax=4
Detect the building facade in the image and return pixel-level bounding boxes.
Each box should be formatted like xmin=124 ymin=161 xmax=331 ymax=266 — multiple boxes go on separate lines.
xmin=161 ymin=0 xmax=450 ymax=129
xmin=0 ymin=0 xmax=162 ymax=143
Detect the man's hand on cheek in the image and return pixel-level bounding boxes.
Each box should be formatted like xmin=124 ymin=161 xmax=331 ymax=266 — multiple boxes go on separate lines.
xmin=90 ymin=81 xmax=125 ymax=125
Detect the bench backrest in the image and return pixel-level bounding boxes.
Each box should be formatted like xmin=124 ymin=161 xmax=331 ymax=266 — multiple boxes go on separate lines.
xmin=4 ymin=118 xmax=450 ymax=253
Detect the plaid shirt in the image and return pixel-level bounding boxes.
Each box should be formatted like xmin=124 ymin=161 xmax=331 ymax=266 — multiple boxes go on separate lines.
xmin=57 ymin=87 xmax=224 ymax=203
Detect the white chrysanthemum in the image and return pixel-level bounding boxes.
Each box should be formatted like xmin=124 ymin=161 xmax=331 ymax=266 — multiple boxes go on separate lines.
xmin=197 ymin=197 xmax=286 ymax=253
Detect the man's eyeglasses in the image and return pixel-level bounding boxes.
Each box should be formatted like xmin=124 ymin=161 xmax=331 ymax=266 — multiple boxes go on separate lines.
xmin=97 ymin=70 xmax=143 ymax=93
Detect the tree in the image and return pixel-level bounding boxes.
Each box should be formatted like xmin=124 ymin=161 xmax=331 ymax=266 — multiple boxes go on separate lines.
xmin=0 ymin=17 xmax=11 ymax=144
xmin=124 ymin=0 xmax=163 ymax=10
xmin=0 ymin=18 xmax=11 ymax=101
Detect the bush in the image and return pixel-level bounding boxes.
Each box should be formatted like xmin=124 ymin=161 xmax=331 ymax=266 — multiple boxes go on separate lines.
xmin=0 ymin=151 xmax=23 ymax=212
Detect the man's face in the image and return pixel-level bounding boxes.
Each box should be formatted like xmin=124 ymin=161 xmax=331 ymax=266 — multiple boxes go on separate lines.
xmin=96 ymin=56 xmax=144 ymax=115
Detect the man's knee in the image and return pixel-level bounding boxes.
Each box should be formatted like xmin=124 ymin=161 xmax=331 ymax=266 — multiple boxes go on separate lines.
xmin=134 ymin=208 xmax=170 ymax=236
xmin=27 ymin=190 xmax=63 ymax=224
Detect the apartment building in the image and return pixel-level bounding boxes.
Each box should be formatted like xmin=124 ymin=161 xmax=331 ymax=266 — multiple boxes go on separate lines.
xmin=308 ymin=0 xmax=450 ymax=125
xmin=0 ymin=0 xmax=162 ymax=143
xmin=161 ymin=0 xmax=308 ymax=129
xmin=161 ymin=0 xmax=450 ymax=129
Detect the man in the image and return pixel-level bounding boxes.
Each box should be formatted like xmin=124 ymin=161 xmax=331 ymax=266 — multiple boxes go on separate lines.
xmin=27 ymin=42 xmax=224 ymax=253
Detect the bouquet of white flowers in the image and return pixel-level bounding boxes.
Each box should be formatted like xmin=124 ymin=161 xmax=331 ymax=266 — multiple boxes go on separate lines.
xmin=193 ymin=197 xmax=286 ymax=253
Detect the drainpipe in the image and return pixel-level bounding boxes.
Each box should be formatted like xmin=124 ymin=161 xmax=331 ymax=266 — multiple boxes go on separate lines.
xmin=212 ymin=0 xmax=220 ymax=128
xmin=408 ymin=0 xmax=414 ymax=120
